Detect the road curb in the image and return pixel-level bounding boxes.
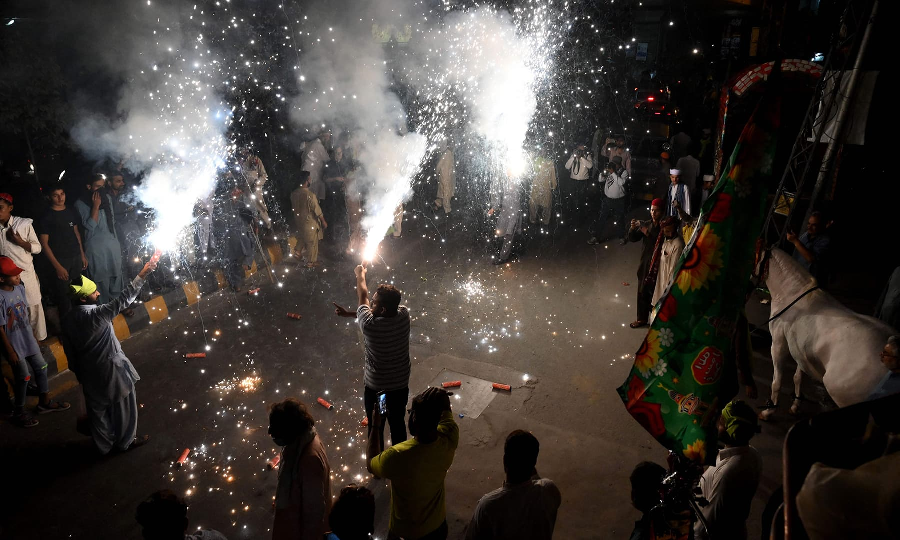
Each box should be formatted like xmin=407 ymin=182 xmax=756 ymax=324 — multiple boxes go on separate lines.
xmin=2 ymin=239 xmax=289 ymax=397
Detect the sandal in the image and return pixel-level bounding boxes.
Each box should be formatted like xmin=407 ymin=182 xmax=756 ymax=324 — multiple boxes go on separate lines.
xmin=36 ymin=401 xmax=72 ymax=414
xmin=13 ymin=413 xmax=39 ymax=428
xmin=125 ymin=434 xmax=151 ymax=451
xmin=629 ymin=320 xmax=648 ymax=329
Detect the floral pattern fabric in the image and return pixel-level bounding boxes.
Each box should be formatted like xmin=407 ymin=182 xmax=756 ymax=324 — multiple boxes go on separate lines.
xmin=617 ymin=95 xmax=780 ymax=464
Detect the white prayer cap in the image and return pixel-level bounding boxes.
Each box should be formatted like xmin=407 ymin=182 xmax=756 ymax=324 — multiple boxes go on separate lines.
xmin=670 ymin=169 xmax=681 ymax=176
xmin=703 ymin=174 xmax=715 ymax=183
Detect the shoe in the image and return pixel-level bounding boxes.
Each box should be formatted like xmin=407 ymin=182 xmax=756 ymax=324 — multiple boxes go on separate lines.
xmin=12 ymin=413 xmax=39 ymax=428
xmin=619 ymin=238 xmax=628 ymax=246
xmin=36 ymin=401 xmax=71 ymax=414
xmin=587 ymin=237 xmax=600 ymax=245
xmin=629 ymin=320 xmax=648 ymax=329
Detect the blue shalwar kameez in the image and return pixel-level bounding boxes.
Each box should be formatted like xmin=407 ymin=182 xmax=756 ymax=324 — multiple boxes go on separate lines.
xmin=75 ymin=197 xmax=123 ymax=304
xmin=63 ymin=277 xmax=146 ymax=454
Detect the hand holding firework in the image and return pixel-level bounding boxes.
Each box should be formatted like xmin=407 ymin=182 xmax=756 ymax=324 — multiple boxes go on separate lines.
xmin=138 ymin=250 xmax=161 ymax=279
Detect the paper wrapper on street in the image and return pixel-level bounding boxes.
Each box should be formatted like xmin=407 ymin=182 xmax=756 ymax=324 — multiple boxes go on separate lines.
xmin=617 ymin=93 xmax=780 ymax=464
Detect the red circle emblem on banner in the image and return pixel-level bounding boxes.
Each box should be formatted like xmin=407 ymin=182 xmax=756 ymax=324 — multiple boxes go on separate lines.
xmin=692 ymin=346 xmax=724 ymax=385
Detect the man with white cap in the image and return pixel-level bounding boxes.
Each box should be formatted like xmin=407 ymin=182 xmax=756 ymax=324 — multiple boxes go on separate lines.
xmin=700 ymin=174 xmax=715 ymax=206
xmin=62 ymin=256 xmax=158 ymax=454
xmin=666 ymin=169 xmax=691 ymax=219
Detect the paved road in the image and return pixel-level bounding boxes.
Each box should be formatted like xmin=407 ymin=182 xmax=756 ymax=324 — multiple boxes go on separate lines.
xmin=1 ymin=207 xmax=813 ymax=539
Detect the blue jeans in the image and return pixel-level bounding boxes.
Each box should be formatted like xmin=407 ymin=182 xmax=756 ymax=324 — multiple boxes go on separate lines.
xmin=10 ymin=354 xmax=48 ymax=414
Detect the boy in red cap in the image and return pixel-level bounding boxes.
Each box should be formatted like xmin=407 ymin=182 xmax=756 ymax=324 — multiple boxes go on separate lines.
xmin=0 ymin=256 xmax=70 ymax=427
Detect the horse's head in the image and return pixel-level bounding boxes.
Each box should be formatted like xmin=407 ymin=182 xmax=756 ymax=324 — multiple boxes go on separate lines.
xmin=752 ymin=240 xmax=771 ymax=285
xmin=762 ymin=247 xmax=818 ymax=301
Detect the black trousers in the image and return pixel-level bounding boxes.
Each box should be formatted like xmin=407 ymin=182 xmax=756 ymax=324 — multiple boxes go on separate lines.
xmin=637 ymin=284 xmax=653 ymax=322
xmin=364 ymin=386 xmax=409 ymax=446
xmin=591 ymin=195 xmax=627 ymax=239
xmin=50 ymin=256 xmax=83 ymax=317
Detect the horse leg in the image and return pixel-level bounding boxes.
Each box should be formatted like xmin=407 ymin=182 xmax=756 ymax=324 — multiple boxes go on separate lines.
xmin=760 ymin=328 xmax=789 ymax=421
xmin=789 ymin=366 xmax=804 ymax=415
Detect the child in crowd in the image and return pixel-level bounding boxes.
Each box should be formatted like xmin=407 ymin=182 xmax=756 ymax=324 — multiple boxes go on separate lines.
xmin=0 ymin=256 xmax=70 ymax=427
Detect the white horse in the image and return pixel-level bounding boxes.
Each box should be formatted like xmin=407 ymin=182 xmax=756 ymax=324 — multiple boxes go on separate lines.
xmin=759 ymin=248 xmax=894 ymax=420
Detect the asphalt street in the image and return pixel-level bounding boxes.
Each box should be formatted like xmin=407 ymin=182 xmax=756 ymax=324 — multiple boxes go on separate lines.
xmin=0 ymin=204 xmax=818 ymax=540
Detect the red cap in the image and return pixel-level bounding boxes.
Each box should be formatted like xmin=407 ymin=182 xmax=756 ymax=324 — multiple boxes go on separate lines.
xmin=651 ymin=198 xmax=664 ymax=208
xmin=0 ymin=193 xmax=12 ymax=204
xmin=0 ymin=256 xmax=24 ymax=276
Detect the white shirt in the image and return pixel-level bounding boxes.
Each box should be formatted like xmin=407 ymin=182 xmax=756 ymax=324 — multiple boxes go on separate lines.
xmin=602 ymin=170 xmax=629 ymax=199
xmin=675 ymin=155 xmax=700 ymax=192
xmin=695 ymin=446 xmax=762 ymax=540
xmin=0 ymin=215 xmax=42 ymax=304
xmin=668 ymin=183 xmax=691 ymax=218
xmin=565 ymin=154 xmax=593 ymax=180
xmin=466 ymin=475 xmax=561 ymax=540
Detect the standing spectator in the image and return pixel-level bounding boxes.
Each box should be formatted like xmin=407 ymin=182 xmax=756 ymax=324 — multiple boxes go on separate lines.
xmin=675 ymin=147 xmax=701 ymax=211
xmin=665 ymin=169 xmax=691 ymax=219
xmin=108 ymin=172 xmax=142 ymax=280
xmin=669 ymin=130 xmax=692 ymax=163
xmin=626 ymin=199 xmax=664 ymax=328
xmin=0 ymin=193 xmax=47 ymax=340
xmin=601 ymin=135 xmax=632 ymax=175
xmin=333 ymin=264 xmax=411 ymax=446
xmin=62 ymin=258 xmax=157 ymax=454
xmin=323 ymin=146 xmax=353 ymax=244
xmin=136 ymin=489 xmax=228 ymax=540
xmin=433 ymin=144 xmax=457 ymax=215
xmin=237 ymin=147 xmax=272 ymax=230
xmin=36 ymin=186 xmax=88 ymax=317
xmin=303 ymin=131 xmax=332 ymax=205
xmin=0 ymin=257 xmax=70 ymax=427
xmin=529 ymin=152 xmax=557 ymax=226
xmin=628 ymin=461 xmax=666 ymax=540
xmin=465 ymin=430 xmax=561 ymax=540
xmin=654 ymin=152 xmax=673 ymax=201
xmin=564 ymin=145 xmax=593 ymax=218
xmin=489 ymin=170 xmax=525 ymax=265
xmin=700 ymin=174 xmax=715 ymax=207
xmin=650 ymin=216 xmax=685 ymax=307
xmin=587 ymin=157 xmax=629 ymax=246
xmin=867 ymin=335 xmax=900 ymax=401
xmin=367 ymin=387 xmax=458 ymax=540
xmin=695 ymin=400 xmax=762 ymax=540
xmin=290 ymin=171 xmax=327 ymax=268
xmin=326 ymin=484 xmax=375 ymax=540
xmin=786 ymin=211 xmax=832 ymax=283
xmin=74 ymin=174 xmax=123 ymax=304
xmin=220 ymin=192 xmax=255 ymax=293
xmin=268 ymin=398 xmax=332 ymax=540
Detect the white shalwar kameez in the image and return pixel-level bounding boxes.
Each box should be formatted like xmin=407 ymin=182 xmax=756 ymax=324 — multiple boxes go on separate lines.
xmin=434 ymin=149 xmax=456 ymax=213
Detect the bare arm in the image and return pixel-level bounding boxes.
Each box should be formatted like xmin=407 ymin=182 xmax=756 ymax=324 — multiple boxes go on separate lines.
xmin=0 ymin=326 xmax=19 ymax=365
xmin=73 ymin=225 xmax=88 ymax=269
xmin=355 ymin=264 xmax=369 ymax=307
xmin=366 ymin=407 xmax=385 ymax=475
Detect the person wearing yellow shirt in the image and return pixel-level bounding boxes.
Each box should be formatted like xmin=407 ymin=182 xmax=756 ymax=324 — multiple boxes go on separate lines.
xmin=367 ymin=386 xmax=459 ymax=540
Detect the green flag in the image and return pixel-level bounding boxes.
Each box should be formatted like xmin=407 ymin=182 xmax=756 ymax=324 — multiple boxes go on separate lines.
xmin=617 ymin=95 xmax=780 ymax=464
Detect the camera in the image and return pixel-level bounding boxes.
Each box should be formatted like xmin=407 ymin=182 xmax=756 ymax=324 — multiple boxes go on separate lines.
xmin=377 ymin=392 xmax=388 ymax=416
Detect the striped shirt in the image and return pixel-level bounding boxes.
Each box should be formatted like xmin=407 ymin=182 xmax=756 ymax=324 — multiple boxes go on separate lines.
xmin=358 ymin=305 xmax=411 ymax=391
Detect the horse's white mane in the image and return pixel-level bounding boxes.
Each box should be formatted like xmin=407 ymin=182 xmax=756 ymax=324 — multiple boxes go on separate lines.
xmin=768 ymin=247 xmax=818 ymax=294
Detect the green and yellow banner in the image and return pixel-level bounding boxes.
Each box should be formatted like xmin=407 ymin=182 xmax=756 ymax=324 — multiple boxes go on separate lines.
xmin=617 ymin=95 xmax=780 ymax=464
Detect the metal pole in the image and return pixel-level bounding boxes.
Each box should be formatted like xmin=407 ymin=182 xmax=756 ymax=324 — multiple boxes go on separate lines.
xmin=803 ymin=0 xmax=878 ymax=226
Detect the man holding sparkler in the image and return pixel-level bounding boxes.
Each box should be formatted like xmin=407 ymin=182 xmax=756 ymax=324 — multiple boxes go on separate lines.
xmin=333 ymin=263 xmax=411 ymax=447
xmin=62 ymin=255 xmax=158 ymax=454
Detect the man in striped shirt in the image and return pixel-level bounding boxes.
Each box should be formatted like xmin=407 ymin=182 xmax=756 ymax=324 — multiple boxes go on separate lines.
xmin=334 ymin=263 xmax=411 ymax=446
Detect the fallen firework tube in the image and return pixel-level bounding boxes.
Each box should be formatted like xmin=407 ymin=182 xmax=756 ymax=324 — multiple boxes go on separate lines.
xmin=317 ymin=397 xmax=333 ymax=410
xmin=184 ymin=353 xmax=206 ymax=359
xmin=248 ymin=288 xmax=261 ymax=295
xmin=286 ymin=313 xmax=302 ymax=320
xmin=442 ymin=381 xmax=462 ymax=388
xmin=176 ymin=448 xmax=191 ymax=468
xmin=492 ymin=383 xmax=511 ymax=391
xmin=267 ymin=454 xmax=281 ymax=470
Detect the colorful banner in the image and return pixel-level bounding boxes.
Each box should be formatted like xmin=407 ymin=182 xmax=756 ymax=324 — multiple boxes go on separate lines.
xmin=617 ymin=94 xmax=780 ymax=463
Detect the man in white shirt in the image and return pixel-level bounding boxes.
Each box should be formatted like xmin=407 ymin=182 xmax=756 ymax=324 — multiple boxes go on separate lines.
xmin=588 ymin=157 xmax=629 ymax=245
xmin=695 ymin=400 xmax=762 ymax=540
xmin=302 ymin=131 xmax=332 ymax=204
xmin=466 ymin=430 xmax=561 ymax=540
xmin=666 ymin=169 xmax=691 ymax=218
xmin=0 ymin=193 xmax=46 ymax=340
xmin=565 ymin=145 xmax=593 ymax=219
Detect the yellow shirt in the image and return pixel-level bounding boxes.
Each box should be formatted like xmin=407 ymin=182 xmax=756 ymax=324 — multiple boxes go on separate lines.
xmin=370 ymin=411 xmax=459 ymax=538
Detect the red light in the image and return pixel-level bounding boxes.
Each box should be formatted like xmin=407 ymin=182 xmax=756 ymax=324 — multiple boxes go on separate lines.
xmin=647 ymin=96 xmax=655 ymax=101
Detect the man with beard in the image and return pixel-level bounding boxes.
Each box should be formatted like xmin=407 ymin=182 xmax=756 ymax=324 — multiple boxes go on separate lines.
xmin=74 ymin=174 xmax=123 ymax=304
xmin=62 ymin=257 xmax=157 ymax=454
